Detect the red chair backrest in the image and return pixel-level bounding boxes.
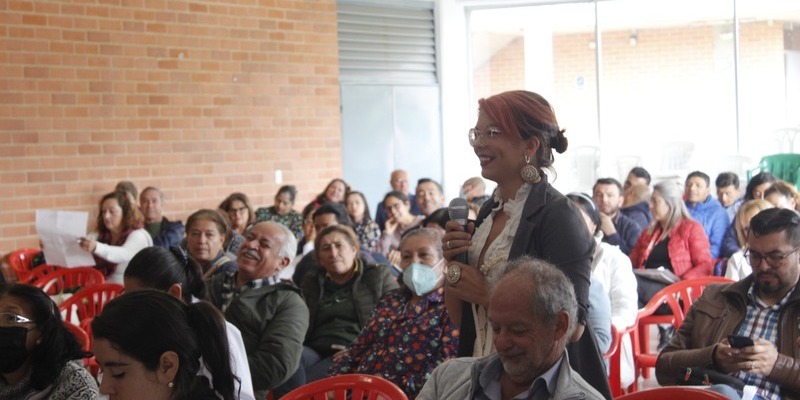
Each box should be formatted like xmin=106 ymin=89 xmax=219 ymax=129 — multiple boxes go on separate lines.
xmin=32 ymin=267 xmax=105 ymax=295
xmin=59 ymin=283 xmax=124 ymax=326
xmin=21 ymin=264 xmax=62 ymax=285
xmin=615 ymin=386 xmax=729 ymax=399
xmin=63 ymin=321 xmax=90 ymax=352
xmin=281 ymin=374 xmax=408 ymax=400
xmin=641 ymin=277 xmax=733 ymax=327
xmin=8 ymin=248 xmax=41 ymax=281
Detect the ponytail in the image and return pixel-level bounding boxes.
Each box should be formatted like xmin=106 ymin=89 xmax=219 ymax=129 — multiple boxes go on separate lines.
xmin=185 ymin=301 xmax=238 ymax=400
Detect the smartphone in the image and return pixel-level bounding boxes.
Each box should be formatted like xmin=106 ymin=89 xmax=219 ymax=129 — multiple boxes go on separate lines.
xmin=728 ymin=335 xmax=754 ymax=348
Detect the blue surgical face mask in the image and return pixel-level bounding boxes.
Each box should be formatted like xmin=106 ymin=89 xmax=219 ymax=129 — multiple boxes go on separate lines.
xmin=402 ymin=258 xmax=444 ymax=296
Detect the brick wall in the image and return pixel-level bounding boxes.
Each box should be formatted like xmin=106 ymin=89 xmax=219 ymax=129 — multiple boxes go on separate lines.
xmin=0 ymin=0 xmax=342 ymax=253
xmin=472 ymin=21 xmax=786 ymax=176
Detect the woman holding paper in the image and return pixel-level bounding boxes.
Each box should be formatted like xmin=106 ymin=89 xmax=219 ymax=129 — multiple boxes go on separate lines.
xmin=78 ymin=190 xmax=152 ymax=283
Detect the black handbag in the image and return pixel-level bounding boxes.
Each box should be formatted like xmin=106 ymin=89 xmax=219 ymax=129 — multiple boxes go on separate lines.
xmin=677 ymin=367 xmax=746 ymax=394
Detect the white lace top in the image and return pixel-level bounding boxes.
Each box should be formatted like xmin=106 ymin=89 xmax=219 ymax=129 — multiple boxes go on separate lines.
xmin=468 ymin=182 xmax=531 ymax=357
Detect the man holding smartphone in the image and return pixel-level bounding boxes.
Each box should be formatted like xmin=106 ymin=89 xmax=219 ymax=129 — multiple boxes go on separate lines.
xmin=656 ymin=208 xmax=800 ymax=399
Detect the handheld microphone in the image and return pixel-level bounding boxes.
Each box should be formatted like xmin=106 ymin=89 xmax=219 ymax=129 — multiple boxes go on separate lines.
xmin=448 ymin=198 xmax=470 ymax=264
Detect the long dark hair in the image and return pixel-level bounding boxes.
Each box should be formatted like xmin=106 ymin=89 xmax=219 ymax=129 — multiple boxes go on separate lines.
xmin=0 ymin=284 xmax=89 ymax=390
xmin=92 ymin=291 xmax=236 ymax=400
xmin=124 ymin=246 xmax=205 ymax=303
xmin=346 ymin=191 xmax=373 ymax=223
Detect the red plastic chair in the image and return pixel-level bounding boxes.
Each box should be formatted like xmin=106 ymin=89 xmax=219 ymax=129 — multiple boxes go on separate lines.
xmin=604 ymin=322 xmax=639 ymax=397
xmin=615 ymin=386 xmax=729 ymax=399
xmin=63 ymin=321 xmax=90 ymax=352
xmin=636 ymin=277 xmax=733 ymax=379
xmin=20 ymin=264 xmax=62 ymax=284
xmin=8 ymin=248 xmax=41 ymax=282
xmin=31 ymin=267 xmax=105 ymax=295
xmin=281 ymin=374 xmax=408 ymax=400
xmin=59 ymin=283 xmax=124 ymax=328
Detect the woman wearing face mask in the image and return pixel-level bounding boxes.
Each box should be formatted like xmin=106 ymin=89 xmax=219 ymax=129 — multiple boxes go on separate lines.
xmin=329 ymin=228 xmax=458 ymax=399
xmin=0 ymin=284 xmax=98 ymax=399
xmin=255 ymin=185 xmax=304 ymax=240
xmin=78 ymin=190 xmax=153 ymax=283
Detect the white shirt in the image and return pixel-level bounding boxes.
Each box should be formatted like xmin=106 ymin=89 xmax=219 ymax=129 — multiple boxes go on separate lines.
xmin=93 ymin=228 xmax=153 ymax=284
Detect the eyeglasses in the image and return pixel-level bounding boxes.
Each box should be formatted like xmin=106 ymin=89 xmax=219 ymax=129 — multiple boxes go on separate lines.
xmin=230 ymin=206 xmax=249 ymax=214
xmin=744 ymin=246 xmax=800 ymax=267
xmin=468 ymin=126 xmax=501 ymax=146
xmin=0 ymin=312 xmax=36 ymax=328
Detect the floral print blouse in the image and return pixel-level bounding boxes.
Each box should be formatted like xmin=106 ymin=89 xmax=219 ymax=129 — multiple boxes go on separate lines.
xmin=254 ymin=206 xmax=304 ymax=240
xmin=329 ymin=286 xmax=459 ymax=399
xmin=354 ymin=219 xmax=381 ymax=253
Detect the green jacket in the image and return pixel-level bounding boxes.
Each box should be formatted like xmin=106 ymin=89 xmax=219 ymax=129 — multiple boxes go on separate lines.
xmin=301 ymin=259 xmax=398 ymax=342
xmin=208 ymin=277 xmax=309 ymax=392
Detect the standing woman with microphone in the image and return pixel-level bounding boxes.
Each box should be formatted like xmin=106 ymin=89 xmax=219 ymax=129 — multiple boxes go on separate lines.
xmin=442 ymin=90 xmax=611 ymax=398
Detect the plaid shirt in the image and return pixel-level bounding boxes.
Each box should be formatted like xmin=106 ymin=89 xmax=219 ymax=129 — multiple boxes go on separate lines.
xmin=220 ymin=272 xmax=280 ymax=312
xmin=733 ymin=285 xmax=793 ymax=400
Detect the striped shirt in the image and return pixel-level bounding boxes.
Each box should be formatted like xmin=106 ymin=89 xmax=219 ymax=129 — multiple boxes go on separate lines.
xmin=733 ymin=285 xmax=793 ymax=400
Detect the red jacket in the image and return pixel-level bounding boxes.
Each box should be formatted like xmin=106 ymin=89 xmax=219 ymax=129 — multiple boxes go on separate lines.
xmin=629 ymin=218 xmax=713 ymax=279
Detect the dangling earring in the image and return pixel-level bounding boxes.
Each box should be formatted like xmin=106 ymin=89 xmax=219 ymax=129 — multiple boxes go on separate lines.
xmin=168 ymin=382 xmax=174 ymax=389
xmin=520 ymin=154 xmax=541 ymax=183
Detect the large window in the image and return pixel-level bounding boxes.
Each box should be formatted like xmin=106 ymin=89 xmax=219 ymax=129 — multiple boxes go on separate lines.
xmin=468 ymin=0 xmax=800 ymax=192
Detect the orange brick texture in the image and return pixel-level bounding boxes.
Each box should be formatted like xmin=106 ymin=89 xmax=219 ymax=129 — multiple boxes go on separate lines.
xmin=0 ymin=0 xmax=342 ymax=253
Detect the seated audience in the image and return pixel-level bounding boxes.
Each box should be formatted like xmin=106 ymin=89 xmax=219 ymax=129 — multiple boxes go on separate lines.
xmin=630 ymin=181 xmax=712 ymax=305
xmin=379 ymin=191 xmax=425 ymax=266
xmin=415 ymin=178 xmax=446 ymax=217
xmin=684 ymin=171 xmax=729 ymax=258
xmin=744 ymin=171 xmax=777 ymax=201
xmin=461 ymin=176 xmax=491 ymax=208
xmin=0 ymin=284 xmax=98 ymax=399
xmin=115 ymin=180 xmax=140 ymax=210
xmin=302 ymin=178 xmax=349 ymax=218
xmin=140 ymin=186 xmax=185 ymax=248
xmin=185 ymin=209 xmax=237 ymax=279
xmin=92 ymin=290 xmax=237 ymax=400
xmin=219 ymin=193 xmax=254 ymax=237
xmin=764 ymin=180 xmax=800 ymax=211
xmin=292 ymin=203 xmax=389 ymax=284
xmin=330 ymin=228 xmax=459 ymax=399
xmin=255 ymin=185 xmax=304 ymax=240
xmin=345 ymin=191 xmax=381 ymax=253
xmin=206 ymin=222 xmax=308 ymax=398
xmin=375 ymin=170 xmax=422 ymax=230
xmin=418 ymin=257 xmax=604 ymax=400
xmin=725 ymin=200 xmax=774 ymax=281
xmin=78 ymin=190 xmax=153 ymax=283
xmin=716 ymin=172 xmax=743 ymax=223
xmin=568 ymin=193 xmax=638 ymax=385
xmin=621 ymin=167 xmax=653 ymax=227
xmin=299 ymin=225 xmax=398 ymax=383
xmin=296 ymin=205 xmax=317 ymax=257
xmin=421 ymin=207 xmax=450 ymax=235
xmin=592 ymin=178 xmax=644 ymax=254
xmin=124 ymin=246 xmax=254 ymax=400
xmin=656 ymin=208 xmax=800 ymax=400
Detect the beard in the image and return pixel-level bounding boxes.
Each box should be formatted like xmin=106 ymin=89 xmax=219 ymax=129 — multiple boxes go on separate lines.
xmin=755 ymin=272 xmax=787 ymax=295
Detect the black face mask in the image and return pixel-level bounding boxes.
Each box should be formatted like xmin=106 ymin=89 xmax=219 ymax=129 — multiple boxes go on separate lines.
xmin=0 ymin=326 xmax=30 ymax=374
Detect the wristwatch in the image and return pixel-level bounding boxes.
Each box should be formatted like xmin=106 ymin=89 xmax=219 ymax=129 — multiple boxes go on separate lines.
xmin=446 ymin=264 xmax=462 ymax=285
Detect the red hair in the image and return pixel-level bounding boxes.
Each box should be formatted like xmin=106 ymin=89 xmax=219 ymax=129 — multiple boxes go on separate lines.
xmin=478 ymin=90 xmax=568 ymax=170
